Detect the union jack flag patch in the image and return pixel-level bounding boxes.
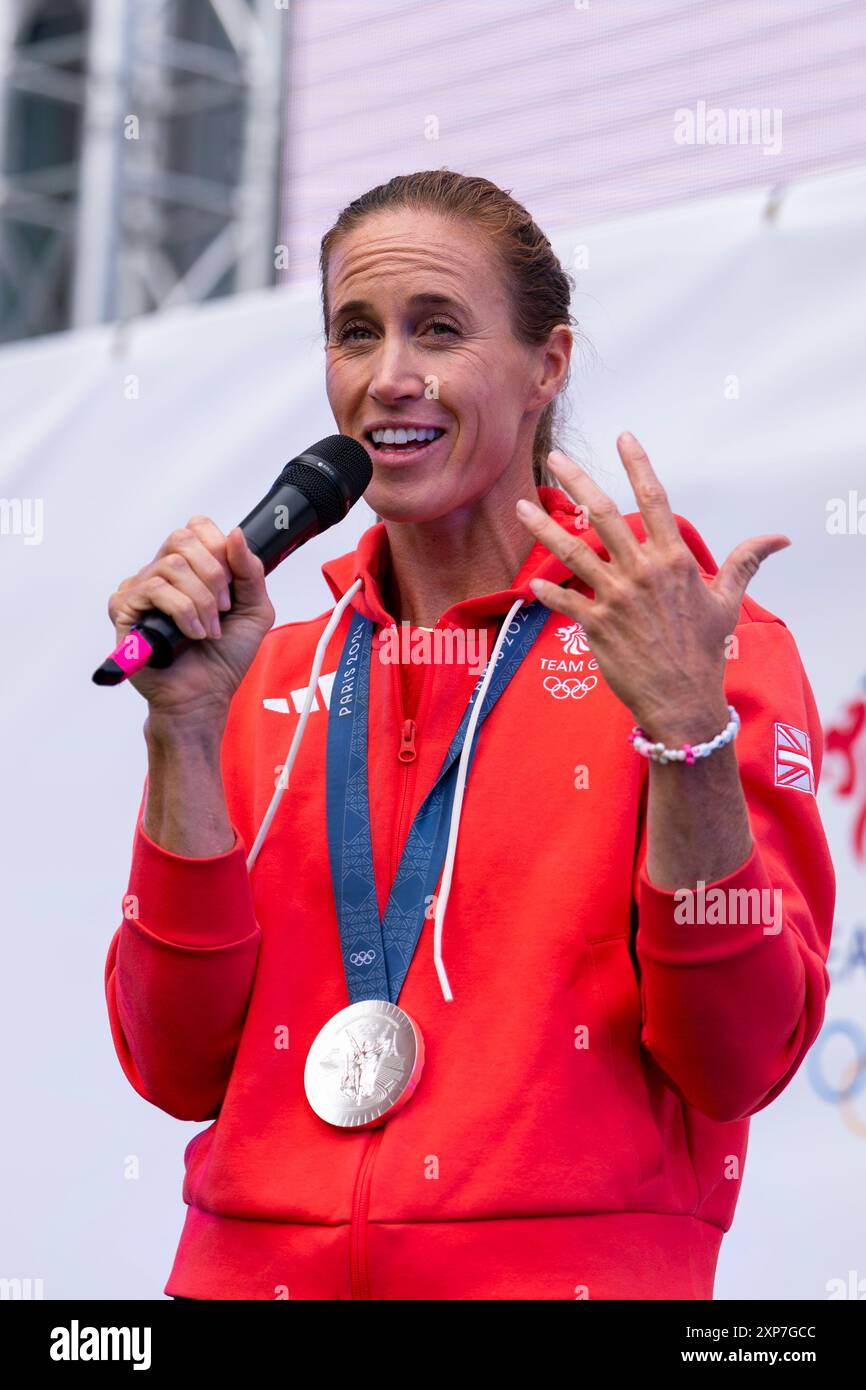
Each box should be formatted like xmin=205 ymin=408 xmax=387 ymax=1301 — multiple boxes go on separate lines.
xmin=774 ymin=722 xmax=815 ymax=794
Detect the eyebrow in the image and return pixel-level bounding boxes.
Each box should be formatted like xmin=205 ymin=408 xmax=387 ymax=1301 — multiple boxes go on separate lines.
xmin=329 ymin=292 xmax=469 ymax=325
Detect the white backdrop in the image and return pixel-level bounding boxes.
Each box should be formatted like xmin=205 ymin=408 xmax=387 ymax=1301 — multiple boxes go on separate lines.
xmin=1 ymin=162 xmax=864 ymax=1300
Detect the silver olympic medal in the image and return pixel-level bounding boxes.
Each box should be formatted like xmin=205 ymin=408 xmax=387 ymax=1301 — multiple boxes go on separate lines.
xmin=304 ymin=999 xmax=425 ymax=1129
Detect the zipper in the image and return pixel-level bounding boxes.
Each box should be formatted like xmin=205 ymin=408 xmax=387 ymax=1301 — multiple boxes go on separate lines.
xmin=391 ymin=640 xmax=425 ymax=883
xmin=393 ymin=718 xmax=418 ymax=883
xmin=349 ymin=1128 xmax=385 ymax=1298
xmin=398 ymin=718 xmax=417 ymax=762
xmin=393 ymin=722 xmax=414 ymax=883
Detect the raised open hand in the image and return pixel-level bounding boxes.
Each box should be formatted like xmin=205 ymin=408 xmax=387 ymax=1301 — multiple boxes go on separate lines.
xmin=516 ymin=432 xmax=790 ymax=744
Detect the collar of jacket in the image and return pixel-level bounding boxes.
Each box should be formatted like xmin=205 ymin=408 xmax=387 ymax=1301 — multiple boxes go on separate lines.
xmin=320 ymin=484 xmax=719 ymax=628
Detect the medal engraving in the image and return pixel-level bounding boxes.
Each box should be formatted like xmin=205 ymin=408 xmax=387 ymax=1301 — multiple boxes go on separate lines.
xmin=304 ymin=1000 xmax=424 ymax=1129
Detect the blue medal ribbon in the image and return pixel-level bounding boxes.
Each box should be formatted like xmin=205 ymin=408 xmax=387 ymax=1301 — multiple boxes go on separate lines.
xmin=325 ymin=600 xmax=549 ymax=1004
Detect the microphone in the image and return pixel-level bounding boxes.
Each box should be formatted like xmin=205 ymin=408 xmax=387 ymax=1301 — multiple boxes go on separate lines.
xmin=92 ymin=434 xmax=372 ymax=686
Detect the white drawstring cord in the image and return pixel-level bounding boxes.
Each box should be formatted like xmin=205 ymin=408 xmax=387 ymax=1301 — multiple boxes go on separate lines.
xmin=246 ymin=580 xmax=363 ymax=872
xmin=432 ymin=598 xmax=527 ymax=1002
xmin=247 ymin=583 xmax=529 ymax=1008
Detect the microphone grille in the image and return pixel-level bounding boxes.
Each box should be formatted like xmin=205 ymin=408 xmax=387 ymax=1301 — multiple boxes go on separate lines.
xmin=276 ymin=435 xmax=372 ymax=529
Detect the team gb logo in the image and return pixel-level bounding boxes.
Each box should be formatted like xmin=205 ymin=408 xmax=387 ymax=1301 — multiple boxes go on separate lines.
xmin=539 ymin=622 xmax=599 ymax=700
xmin=556 ymin=622 xmax=592 ymax=655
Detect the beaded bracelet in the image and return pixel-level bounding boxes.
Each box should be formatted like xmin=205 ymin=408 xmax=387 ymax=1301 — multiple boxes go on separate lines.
xmin=628 ymin=704 xmax=740 ymax=765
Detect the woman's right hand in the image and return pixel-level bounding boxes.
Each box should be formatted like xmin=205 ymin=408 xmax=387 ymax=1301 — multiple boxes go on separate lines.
xmin=107 ymin=517 xmax=276 ymax=725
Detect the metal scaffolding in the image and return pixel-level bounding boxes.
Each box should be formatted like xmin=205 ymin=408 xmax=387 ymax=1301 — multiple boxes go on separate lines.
xmin=0 ymin=0 xmax=287 ymax=343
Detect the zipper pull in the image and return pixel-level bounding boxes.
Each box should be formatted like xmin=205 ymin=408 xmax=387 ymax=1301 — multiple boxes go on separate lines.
xmin=398 ymin=718 xmax=417 ymax=763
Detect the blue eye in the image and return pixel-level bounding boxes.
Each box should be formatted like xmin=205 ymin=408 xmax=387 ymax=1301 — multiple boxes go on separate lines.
xmin=336 ymin=322 xmax=371 ymax=343
xmin=426 ymin=318 xmax=459 ymax=336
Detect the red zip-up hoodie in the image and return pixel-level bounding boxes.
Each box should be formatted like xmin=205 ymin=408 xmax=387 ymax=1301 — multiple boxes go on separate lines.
xmin=104 ymin=485 xmax=835 ymax=1300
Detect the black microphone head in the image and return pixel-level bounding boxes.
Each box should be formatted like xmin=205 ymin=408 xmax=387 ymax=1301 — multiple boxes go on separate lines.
xmin=275 ymin=435 xmax=372 ymax=529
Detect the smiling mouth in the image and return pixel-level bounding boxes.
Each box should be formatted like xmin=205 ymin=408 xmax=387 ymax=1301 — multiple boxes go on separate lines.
xmin=365 ymin=426 xmax=447 ymax=457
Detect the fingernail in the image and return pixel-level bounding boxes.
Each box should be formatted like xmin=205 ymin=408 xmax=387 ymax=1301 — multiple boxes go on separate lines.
xmin=210 ymin=617 xmax=221 ymax=638
xmin=516 ymin=498 xmax=539 ymax=518
xmin=620 ymin=431 xmax=636 ymax=446
xmin=191 ymin=618 xmax=207 ymax=638
xmin=218 ymin=589 xmax=231 ymax=611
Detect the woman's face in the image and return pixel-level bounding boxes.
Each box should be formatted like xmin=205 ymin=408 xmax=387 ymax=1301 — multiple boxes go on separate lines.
xmin=324 ymin=208 xmax=571 ymax=523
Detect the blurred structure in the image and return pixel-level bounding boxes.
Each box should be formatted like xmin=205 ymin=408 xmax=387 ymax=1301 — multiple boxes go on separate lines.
xmin=0 ymin=0 xmax=286 ymax=343
xmin=280 ymin=0 xmax=866 ymax=282
xmin=3 ymin=0 xmax=864 ymax=343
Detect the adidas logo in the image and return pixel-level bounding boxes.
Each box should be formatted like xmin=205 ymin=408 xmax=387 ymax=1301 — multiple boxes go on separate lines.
xmin=263 ymin=670 xmax=336 ymax=714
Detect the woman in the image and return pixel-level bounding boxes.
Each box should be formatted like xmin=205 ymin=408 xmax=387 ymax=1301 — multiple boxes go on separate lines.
xmin=104 ymin=170 xmax=835 ymax=1300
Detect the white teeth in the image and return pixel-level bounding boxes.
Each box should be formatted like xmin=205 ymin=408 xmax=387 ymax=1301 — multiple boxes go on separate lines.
xmin=370 ymin=426 xmax=445 ymax=445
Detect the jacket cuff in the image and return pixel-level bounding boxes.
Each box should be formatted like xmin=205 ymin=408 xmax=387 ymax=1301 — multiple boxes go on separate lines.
xmin=637 ymin=843 xmax=780 ymax=965
xmin=124 ymin=814 xmax=259 ymax=948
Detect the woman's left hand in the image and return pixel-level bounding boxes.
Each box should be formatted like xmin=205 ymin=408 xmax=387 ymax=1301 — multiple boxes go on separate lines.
xmin=516 ymin=432 xmax=790 ymax=746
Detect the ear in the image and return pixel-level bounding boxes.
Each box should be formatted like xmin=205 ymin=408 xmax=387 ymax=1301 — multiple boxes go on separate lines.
xmin=528 ymin=324 xmax=573 ymax=413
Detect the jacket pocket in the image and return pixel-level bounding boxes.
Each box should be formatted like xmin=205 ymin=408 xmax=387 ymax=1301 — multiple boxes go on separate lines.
xmin=589 ymin=937 xmax=667 ymax=1190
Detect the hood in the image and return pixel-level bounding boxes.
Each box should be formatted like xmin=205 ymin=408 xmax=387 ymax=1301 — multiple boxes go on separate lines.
xmin=248 ymin=484 xmax=720 ymax=1003
xmin=321 ymin=485 xmax=719 ymax=626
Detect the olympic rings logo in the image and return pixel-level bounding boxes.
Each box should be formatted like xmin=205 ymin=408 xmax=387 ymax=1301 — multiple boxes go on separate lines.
xmin=542 ymin=675 xmax=598 ymax=701
xmin=350 ymin=950 xmax=376 ymax=966
xmin=808 ymin=1020 xmax=866 ymax=1137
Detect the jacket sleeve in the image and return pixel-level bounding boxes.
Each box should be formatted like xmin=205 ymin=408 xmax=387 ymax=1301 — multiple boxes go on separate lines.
xmin=104 ymin=776 xmax=262 ymax=1121
xmin=631 ymin=614 xmax=835 ymax=1124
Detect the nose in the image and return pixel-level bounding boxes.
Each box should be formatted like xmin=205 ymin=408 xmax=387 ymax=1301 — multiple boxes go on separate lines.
xmin=366 ymin=333 xmax=426 ymax=406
